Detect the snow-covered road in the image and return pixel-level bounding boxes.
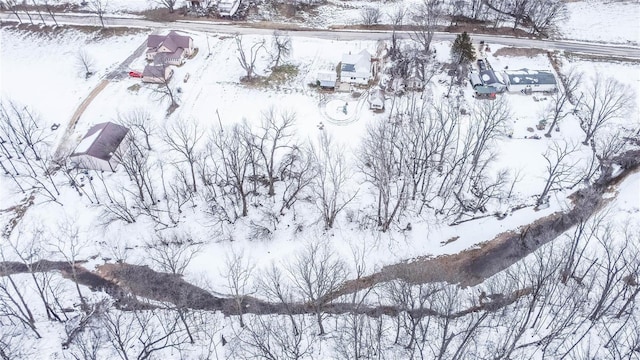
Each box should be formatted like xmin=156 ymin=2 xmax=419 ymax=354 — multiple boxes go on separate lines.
xmin=2 ymin=11 xmax=640 ymax=59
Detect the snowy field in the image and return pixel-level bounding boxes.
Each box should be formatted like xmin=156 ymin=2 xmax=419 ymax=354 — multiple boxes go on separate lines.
xmin=561 ymin=0 xmax=640 ymax=45
xmin=2 ymin=25 xmax=639 ymax=283
xmin=1 ymin=23 xmax=639 ymax=359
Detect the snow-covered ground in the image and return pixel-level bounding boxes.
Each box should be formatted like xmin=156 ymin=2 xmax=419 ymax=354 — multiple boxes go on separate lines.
xmin=561 ymin=0 xmax=640 ymax=45
xmin=1 ymin=22 xmax=639 ymax=359
xmin=2 ymin=24 xmax=636 ymax=280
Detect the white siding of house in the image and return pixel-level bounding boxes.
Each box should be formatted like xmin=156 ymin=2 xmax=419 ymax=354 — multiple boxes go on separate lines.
xmin=506 ymin=82 xmax=557 ymax=93
xmin=71 ymin=154 xmax=114 ymax=172
xmin=341 ymin=71 xmax=369 ymax=85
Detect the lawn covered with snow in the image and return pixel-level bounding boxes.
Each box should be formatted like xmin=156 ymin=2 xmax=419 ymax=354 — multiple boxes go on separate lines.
xmin=3 ymin=24 xmax=636 ymax=277
xmin=1 ymin=24 xmax=639 ymax=359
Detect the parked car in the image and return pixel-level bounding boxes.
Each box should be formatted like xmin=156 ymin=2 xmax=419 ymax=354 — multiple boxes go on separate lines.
xmin=129 ymin=71 xmax=143 ymax=78
xmin=477 ymin=59 xmax=487 ymax=71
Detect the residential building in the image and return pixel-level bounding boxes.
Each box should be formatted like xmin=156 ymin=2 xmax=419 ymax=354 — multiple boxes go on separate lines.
xmin=502 ymin=69 xmax=558 ymax=93
xmin=70 ymin=122 xmax=129 ymax=172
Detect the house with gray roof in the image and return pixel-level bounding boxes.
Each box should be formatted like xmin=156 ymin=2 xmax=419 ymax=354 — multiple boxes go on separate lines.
xmin=146 ymin=31 xmax=194 ymax=66
xmin=502 ymin=69 xmax=557 ymax=93
xmin=340 ymin=49 xmax=375 ymax=85
xmin=70 ymin=122 xmax=129 ymax=172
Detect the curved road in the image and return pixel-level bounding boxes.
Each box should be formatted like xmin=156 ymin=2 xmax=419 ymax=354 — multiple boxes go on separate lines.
xmin=2 ymin=12 xmax=640 ymax=59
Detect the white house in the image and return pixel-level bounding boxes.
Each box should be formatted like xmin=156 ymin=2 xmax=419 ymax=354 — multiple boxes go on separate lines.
xmin=142 ymin=65 xmax=174 ymax=84
xmin=146 ymin=31 xmax=194 ymax=66
xmin=70 ymin=122 xmax=129 ymax=172
xmin=502 ymin=69 xmax=558 ymax=93
xmin=340 ymin=49 xmax=374 ymax=85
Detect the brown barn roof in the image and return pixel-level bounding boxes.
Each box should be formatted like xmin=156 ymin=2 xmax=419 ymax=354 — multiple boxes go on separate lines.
xmin=146 ymin=31 xmax=192 ymax=53
xmin=71 ymin=122 xmax=129 ymax=161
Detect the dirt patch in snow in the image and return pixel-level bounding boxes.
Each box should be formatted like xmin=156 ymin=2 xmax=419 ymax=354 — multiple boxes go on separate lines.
xmin=493 ymin=47 xmax=550 ymax=57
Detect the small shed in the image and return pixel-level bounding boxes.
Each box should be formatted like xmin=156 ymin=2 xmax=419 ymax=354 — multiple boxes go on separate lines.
xmin=368 ymin=89 xmax=385 ymax=110
xmin=70 ymin=122 xmax=129 ymax=172
xmin=317 ymin=70 xmax=337 ymax=89
xmin=469 ymin=73 xmax=482 ymax=88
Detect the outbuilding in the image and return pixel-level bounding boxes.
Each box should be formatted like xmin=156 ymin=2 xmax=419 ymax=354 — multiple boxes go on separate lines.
xmin=502 ymin=69 xmax=557 ymax=93
xmin=368 ymin=89 xmax=385 ymax=110
xmin=70 ymin=122 xmax=129 ymax=172
xmin=317 ymin=70 xmax=337 ymax=89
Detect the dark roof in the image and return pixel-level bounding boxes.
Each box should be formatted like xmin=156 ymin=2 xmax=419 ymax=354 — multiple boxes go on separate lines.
xmin=475 ymin=85 xmax=497 ymax=94
xmin=71 ymin=122 xmax=129 ymax=161
xmin=341 ymin=63 xmax=356 ymax=72
xmin=480 ymin=70 xmax=503 ymax=85
xmin=504 ymin=69 xmax=557 ymax=85
xmin=153 ymin=48 xmax=185 ymax=65
xmin=147 ymin=31 xmax=192 ymax=52
xmin=143 ymin=65 xmax=167 ymax=78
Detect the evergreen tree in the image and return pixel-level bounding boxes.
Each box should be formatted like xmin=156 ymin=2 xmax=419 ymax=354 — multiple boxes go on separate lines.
xmin=451 ymin=32 xmax=476 ymax=65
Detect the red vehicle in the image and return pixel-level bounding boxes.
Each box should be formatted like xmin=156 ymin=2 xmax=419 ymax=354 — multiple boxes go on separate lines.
xmin=128 ymin=71 xmax=143 ymax=78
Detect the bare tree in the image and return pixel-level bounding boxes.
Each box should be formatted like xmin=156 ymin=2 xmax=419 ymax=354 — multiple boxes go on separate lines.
xmin=43 ymin=0 xmax=59 ymax=26
xmin=360 ymin=6 xmax=382 ymax=26
xmin=113 ymin=133 xmax=157 ymax=205
xmin=411 ymin=0 xmax=442 ymax=54
xmin=387 ymin=5 xmax=407 ymax=58
xmin=0 ymin=251 xmax=40 ymax=339
xmin=87 ymin=0 xmax=108 ymax=28
xmin=278 ymin=143 xmax=317 ymax=215
xmin=537 ymin=141 xmax=581 ymax=207
xmin=3 ymin=0 xmax=25 ymax=24
xmin=468 ymin=97 xmax=511 ymax=170
xmin=76 ymin=50 xmax=96 ymax=79
xmin=287 ymin=240 xmax=347 ymax=335
xmin=67 ymin=326 xmax=104 ymax=360
xmin=252 ymin=107 xmax=296 ymax=197
xmin=223 ymin=249 xmax=255 ymax=328
xmin=230 ymin=313 xmax=314 ymax=360
xmin=533 ymin=0 xmax=567 ymax=36
xmin=50 ymin=219 xmax=88 ymax=309
xmin=0 ymin=325 xmax=33 ymax=360
xmin=102 ymin=308 xmax=191 ymax=360
xmin=155 ymin=0 xmax=177 ymax=13
xmin=164 ymin=118 xmax=203 ymax=193
xmin=117 ymin=108 xmax=156 ymax=151
xmin=6 ymin=227 xmax=66 ymax=322
xmin=545 ymin=68 xmax=583 ymax=137
xmin=235 ymin=34 xmax=266 ymax=81
xmin=359 ymin=118 xmax=410 ymax=232
xmin=152 ymin=64 xmax=178 ymax=110
xmin=146 ymin=231 xmax=202 ymax=275
xmin=578 ymin=75 xmax=634 ymax=145
xmin=207 ymin=122 xmax=255 ymax=217
xmin=270 ymin=31 xmax=292 ymax=68
xmin=0 ymin=100 xmax=60 ymax=202
xmin=310 ymin=133 xmax=358 ymax=229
